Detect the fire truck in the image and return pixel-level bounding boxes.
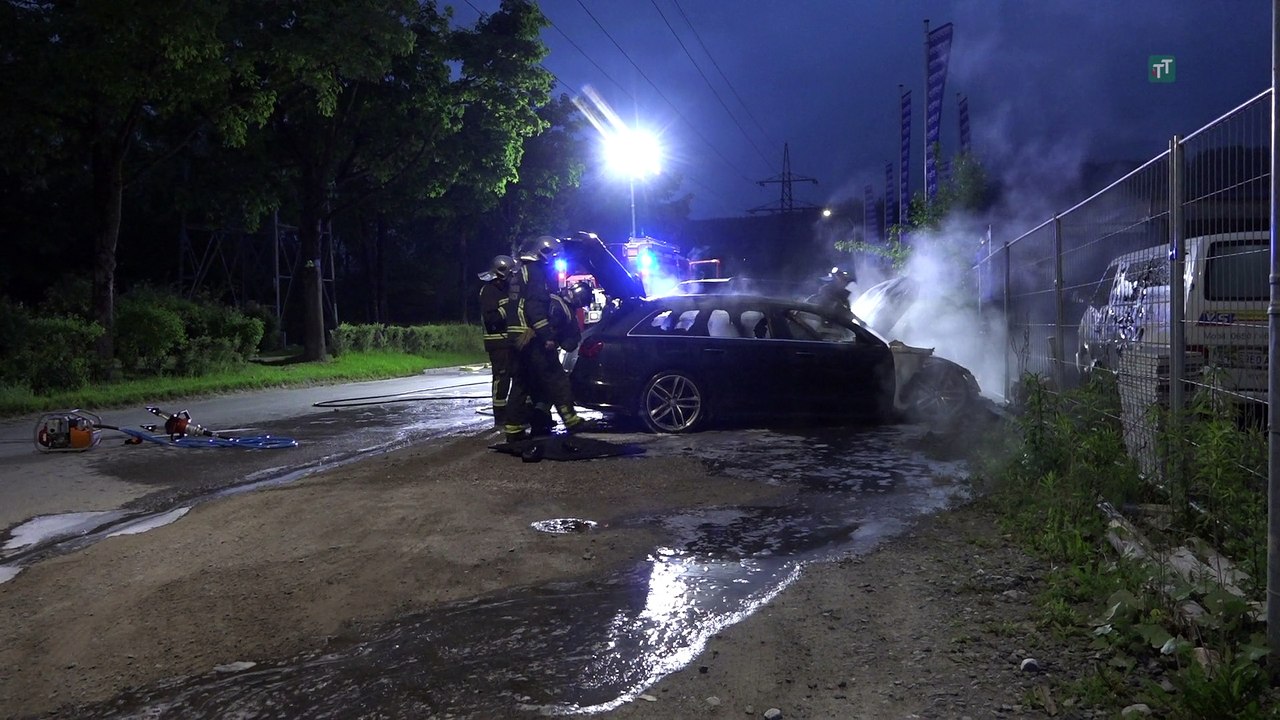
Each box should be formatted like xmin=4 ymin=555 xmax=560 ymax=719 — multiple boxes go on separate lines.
xmin=555 ymin=235 xmax=721 ymax=325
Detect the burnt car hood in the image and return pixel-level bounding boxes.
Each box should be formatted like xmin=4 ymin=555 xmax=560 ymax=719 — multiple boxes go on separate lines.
xmin=560 ymin=232 xmax=646 ymax=299
xmin=851 ymin=276 xmax=919 ymax=336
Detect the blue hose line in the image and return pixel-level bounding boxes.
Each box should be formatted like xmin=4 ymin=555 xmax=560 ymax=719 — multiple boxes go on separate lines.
xmin=117 ymin=427 xmax=298 ymax=449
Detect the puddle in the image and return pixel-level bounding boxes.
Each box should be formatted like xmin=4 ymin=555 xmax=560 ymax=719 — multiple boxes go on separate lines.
xmin=531 ymin=518 xmax=598 ymax=534
xmin=2 ymin=510 xmax=125 ymax=552
xmin=67 ymin=425 xmax=972 ymax=717
xmin=105 ymin=507 xmax=191 ymax=538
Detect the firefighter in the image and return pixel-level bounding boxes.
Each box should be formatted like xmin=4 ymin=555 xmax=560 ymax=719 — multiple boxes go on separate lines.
xmin=549 ymin=280 xmax=595 ymax=355
xmin=478 ymin=255 xmax=516 ymax=429
xmin=808 ymin=266 xmax=854 ymax=312
xmin=503 ymin=236 xmax=588 ymax=442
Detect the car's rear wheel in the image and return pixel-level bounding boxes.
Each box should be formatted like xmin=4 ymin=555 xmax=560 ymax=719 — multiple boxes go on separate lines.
xmin=903 ymin=362 xmax=973 ymax=426
xmin=640 ymin=371 xmax=706 ymax=433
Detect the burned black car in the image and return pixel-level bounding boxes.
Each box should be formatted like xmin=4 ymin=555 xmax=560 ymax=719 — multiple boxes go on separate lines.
xmin=557 ymin=232 xmax=980 ymax=433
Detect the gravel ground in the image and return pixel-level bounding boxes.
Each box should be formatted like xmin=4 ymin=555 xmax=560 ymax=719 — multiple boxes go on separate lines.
xmin=0 ymin=429 xmax=1129 ymax=719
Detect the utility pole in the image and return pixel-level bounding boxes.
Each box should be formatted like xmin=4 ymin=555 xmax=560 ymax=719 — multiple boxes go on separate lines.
xmin=749 ymin=142 xmax=819 ymax=215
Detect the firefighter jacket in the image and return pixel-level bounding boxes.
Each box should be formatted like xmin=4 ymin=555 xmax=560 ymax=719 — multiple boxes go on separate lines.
xmin=548 ymin=294 xmax=582 ymax=353
xmin=506 ymin=260 xmax=554 ymax=346
xmin=479 ymin=280 xmax=509 ymax=352
xmin=808 ymin=281 xmax=851 ymax=312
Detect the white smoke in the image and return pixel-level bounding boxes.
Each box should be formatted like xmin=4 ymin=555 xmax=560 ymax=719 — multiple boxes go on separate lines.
xmin=846 ymin=215 xmax=1009 ymax=400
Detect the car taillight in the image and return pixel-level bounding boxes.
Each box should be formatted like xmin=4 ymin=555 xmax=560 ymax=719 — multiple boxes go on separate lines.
xmin=579 ymin=338 xmax=604 ymax=359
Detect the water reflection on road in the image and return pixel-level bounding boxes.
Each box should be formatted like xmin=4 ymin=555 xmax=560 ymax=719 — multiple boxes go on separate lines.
xmin=82 ymin=425 xmax=970 ymax=719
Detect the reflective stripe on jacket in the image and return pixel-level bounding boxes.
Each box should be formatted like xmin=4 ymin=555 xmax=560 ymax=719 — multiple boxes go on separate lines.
xmin=508 ymin=262 xmax=554 ymax=343
xmin=479 ymin=281 xmax=509 ymax=350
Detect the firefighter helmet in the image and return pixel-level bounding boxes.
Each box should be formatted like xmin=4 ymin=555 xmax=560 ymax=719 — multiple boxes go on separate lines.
xmin=562 ymin=280 xmax=595 ymax=309
xmin=824 ymin=266 xmax=853 ymax=284
xmin=517 ymin=235 xmax=563 ymax=263
xmin=477 ymin=254 xmax=516 ymax=282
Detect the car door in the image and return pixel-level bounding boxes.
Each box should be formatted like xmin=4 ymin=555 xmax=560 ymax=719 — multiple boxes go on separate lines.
xmin=699 ymin=301 xmax=795 ymax=416
xmin=776 ymin=306 xmax=893 ymax=419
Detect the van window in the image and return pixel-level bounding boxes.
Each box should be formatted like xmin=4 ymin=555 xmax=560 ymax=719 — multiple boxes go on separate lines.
xmin=1206 ymin=240 xmax=1268 ymax=301
xmin=1090 ymin=264 xmax=1118 ymax=307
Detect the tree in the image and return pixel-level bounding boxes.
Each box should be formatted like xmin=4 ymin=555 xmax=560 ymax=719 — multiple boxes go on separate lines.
xmin=0 ymin=0 xmax=269 ymax=369
xmin=249 ymin=0 xmax=552 ymax=360
xmin=838 ymin=150 xmax=990 ymax=272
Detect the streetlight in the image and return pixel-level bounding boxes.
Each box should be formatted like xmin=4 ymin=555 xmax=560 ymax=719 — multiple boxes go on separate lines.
xmin=605 ymin=127 xmax=662 ymax=239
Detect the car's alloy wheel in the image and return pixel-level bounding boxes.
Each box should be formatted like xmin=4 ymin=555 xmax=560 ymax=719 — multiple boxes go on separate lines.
xmin=906 ymin=365 xmax=971 ymax=426
xmin=640 ymin=371 xmax=705 ymax=433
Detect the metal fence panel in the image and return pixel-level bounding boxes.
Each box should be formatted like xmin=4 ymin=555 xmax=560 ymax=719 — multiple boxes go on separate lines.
xmin=979 ymin=89 xmax=1270 ymax=484
xmin=1179 ymin=92 xmax=1270 ymax=425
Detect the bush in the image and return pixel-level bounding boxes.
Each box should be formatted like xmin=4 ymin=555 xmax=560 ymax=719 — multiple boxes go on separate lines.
xmin=114 ymin=299 xmax=187 ymax=372
xmin=331 ymin=323 xmax=483 ymax=357
xmin=331 ymin=323 xmax=380 ymax=354
xmin=118 ymin=288 xmax=263 ymax=367
xmin=175 ymin=336 xmax=239 ymax=376
xmin=0 ymin=298 xmax=103 ymax=394
xmin=403 ymin=323 xmax=482 ymax=355
xmin=41 ymin=275 xmax=93 ymax=319
xmin=243 ymin=301 xmax=282 ymax=352
xmin=222 ymin=312 xmax=264 ymax=360
xmin=17 ymin=316 xmax=104 ymax=393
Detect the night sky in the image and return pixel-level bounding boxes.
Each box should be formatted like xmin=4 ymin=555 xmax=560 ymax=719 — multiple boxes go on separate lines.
xmin=454 ymin=1 xmax=1271 ymax=222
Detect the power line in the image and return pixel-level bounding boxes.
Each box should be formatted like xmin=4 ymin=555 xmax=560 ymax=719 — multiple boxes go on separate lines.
xmin=671 ymin=0 xmax=777 ymax=163
xmin=571 ymin=0 xmax=756 ymax=184
xmin=648 ymin=0 xmax=774 ymax=173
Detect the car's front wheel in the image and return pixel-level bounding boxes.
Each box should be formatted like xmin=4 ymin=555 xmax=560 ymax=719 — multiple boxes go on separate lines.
xmin=903 ymin=362 xmax=974 ymax=427
xmin=639 ymin=370 xmax=706 ymax=433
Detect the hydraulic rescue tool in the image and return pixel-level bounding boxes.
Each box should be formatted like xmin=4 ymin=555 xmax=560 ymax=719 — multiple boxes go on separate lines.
xmin=32 ymin=406 xmax=298 ymax=452
xmin=34 ymin=410 xmax=103 ymax=453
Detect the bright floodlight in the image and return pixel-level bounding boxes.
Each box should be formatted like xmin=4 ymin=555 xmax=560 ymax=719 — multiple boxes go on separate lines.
xmin=822 ymin=208 xmax=833 ymax=218
xmin=605 ymin=128 xmax=662 ymax=179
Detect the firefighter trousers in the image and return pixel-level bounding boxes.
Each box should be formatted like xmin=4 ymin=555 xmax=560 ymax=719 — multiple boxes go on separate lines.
xmin=485 ymin=344 xmax=512 ymax=427
xmin=504 ymin=344 xmax=581 ymax=438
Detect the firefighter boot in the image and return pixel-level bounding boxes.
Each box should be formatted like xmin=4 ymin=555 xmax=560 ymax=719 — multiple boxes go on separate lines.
xmin=492 ymin=404 xmax=506 ymax=430
xmin=503 ymin=424 xmax=527 ymax=444
xmin=530 ymin=405 xmax=554 ymax=437
xmin=561 ymin=407 xmax=599 ymax=434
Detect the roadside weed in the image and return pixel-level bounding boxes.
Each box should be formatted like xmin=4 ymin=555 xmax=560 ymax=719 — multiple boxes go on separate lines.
xmin=986 ymin=373 xmax=1273 ymax=717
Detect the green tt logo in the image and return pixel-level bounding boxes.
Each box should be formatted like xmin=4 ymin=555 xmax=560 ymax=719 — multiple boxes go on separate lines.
xmin=1149 ymin=55 xmax=1175 ymax=83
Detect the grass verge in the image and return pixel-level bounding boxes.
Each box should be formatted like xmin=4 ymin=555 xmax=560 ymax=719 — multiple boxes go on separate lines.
xmin=974 ymin=373 xmax=1278 ymax=719
xmin=0 ymin=350 xmax=487 ymax=417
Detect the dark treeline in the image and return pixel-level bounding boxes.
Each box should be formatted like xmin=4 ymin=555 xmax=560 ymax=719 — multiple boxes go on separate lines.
xmin=0 ymin=0 xmax=693 ymax=365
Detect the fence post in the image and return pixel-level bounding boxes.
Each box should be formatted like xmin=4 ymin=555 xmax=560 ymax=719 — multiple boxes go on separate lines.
xmin=1267 ymin=0 xmax=1280 ymax=659
xmin=1052 ymin=215 xmax=1066 ymax=392
xmin=1004 ymin=240 xmax=1012 ymax=401
xmin=1169 ymin=137 xmax=1186 ymax=418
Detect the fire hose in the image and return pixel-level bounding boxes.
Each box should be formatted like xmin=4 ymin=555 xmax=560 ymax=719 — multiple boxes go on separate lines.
xmin=34 ymin=407 xmax=298 ymax=453
xmin=311 ymin=380 xmax=490 ymax=408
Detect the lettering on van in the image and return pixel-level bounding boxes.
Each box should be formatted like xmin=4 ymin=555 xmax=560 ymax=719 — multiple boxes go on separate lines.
xmin=1196 ymin=312 xmax=1236 ymax=326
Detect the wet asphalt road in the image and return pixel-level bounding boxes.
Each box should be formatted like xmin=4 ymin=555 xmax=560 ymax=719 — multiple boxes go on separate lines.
xmin=0 ymin=371 xmax=978 ymax=719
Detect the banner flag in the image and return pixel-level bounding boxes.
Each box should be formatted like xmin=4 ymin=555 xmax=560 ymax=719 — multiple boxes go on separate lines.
xmin=957 ymin=93 xmax=971 ymax=153
xmin=925 ymin=22 xmax=954 ymax=201
xmin=884 ymin=161 xmax=896 ymax=233
xmin=899 ymin=88 xmax=911 ymax=225
xmin=863 ymin=185 xmax=878 ymax=244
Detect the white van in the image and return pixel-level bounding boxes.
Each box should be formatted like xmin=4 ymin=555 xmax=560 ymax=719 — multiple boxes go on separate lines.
xmin=1076 ymin=231 xmax=1268 ymax=403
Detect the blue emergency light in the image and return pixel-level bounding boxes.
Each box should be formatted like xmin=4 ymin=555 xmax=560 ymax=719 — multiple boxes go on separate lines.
xmin=638 ymin=250 xmax=654 ymax=270
xmin=554 ymin=258 xmax=567 ymax=274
